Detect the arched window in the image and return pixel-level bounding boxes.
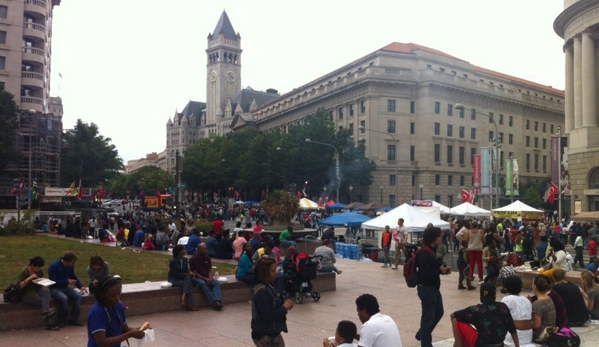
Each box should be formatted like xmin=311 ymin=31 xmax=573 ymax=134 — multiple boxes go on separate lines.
xmin=589 ymin=167 xmax=599 ymax=189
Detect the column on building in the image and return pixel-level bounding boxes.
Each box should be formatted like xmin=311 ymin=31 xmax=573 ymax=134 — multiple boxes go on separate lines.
xmin=581 ymin=30 xmax=597 ymax=127
xmin=565 ymin=45 xmax=574 ymax=133
xmin=573 ymin=35 xmax=583 ymax=129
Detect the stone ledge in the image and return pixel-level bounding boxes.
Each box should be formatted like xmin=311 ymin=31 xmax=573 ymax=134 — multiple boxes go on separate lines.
xmin=0 ymin=272 xmax=336 ymax=331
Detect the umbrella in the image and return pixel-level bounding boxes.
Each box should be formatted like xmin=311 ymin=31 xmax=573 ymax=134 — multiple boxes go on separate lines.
xmin=234 ymin=200 xmax=245 ymax=204
xmin=244 ymin=200 xmax=260 ymax=205
xmin=319 ymin=212 xmax=372 ymax=228
xmin=376 ymin=207 xmax=393 ymax=213
xmin=357 ymin=202 xmax=387 ymax=211
xmin=299 ymin=198 xmax=319 ymax=209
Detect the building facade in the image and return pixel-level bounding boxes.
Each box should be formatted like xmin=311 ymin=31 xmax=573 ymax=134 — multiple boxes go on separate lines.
xmin=165 ymin=11 xmax=277 ymax=175
xmin=232 ymin=43 xmax=565 ymax=208
xmin=125 ymin=151 xmax=167 ymax=174
xmin=0 ymin=0 xmax=62 ymax=193
xmin=555 ymin=0 xmax=599 ymax=213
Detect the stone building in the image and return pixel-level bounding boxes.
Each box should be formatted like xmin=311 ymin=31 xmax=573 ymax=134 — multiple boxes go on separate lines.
xmin=232 ymin=42 xmax=565 ymax=207
xmin=555 ymin=0 xmax=599 ymax=213
xmin=0 ymin=0 xmax=62 ymax=193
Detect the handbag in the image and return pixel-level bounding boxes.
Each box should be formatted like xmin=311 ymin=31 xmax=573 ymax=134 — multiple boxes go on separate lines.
xmin=3 ymin=283 xmax=21 ymax=303
xmin=547 ymin=327 xmax=580 ymax=347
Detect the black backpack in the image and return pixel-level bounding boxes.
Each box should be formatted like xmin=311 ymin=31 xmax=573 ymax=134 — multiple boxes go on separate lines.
xmin=3 ymin=284 xmax=21 ymax=303
xmin=403 ymin=246 xmax=435 ymax=288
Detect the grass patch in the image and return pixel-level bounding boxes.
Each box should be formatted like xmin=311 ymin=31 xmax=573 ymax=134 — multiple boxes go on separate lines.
xmin=0 ymin=235 xmax=237 ymax=290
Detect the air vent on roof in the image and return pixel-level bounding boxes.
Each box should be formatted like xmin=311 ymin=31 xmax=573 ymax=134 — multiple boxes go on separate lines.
xmin=266 ymin=88 xmax=278 ymax=94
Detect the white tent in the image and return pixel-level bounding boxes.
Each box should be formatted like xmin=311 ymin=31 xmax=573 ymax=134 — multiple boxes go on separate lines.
xmin=492 ymin=200 xmax=542 ymax=212
xmin=298 ymin=198 xmax=319 ymax=209
xmin=432 ymin=201 xmax=451 ymax=214
xmin=413 ymin=206 xmax=441 ymax=219
xmin=450 ymin=202 xmax=491 ymax=217
xmin=361 ymin=203 xmax=450 ymax=232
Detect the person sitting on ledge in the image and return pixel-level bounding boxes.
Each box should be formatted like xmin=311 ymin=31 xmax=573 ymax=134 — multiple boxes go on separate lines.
xmin=190 ymin=244 xmax=223 ymax=310
xmin=236 ymin=242 xmax=255 ymax=284
xmin=314 ymin=239 xmax=342 ymax=274
xmin=17 ymin=256 xmax=58 ymax=330
xmin=451 ymin=282 xmax=520 ymax=347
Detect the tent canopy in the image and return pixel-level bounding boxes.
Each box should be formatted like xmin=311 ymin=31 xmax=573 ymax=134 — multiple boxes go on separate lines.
xmin=572 ymin=211 xmax=599 ymax=221
xmin=326 ymin=202 xmax=346 ymax=209
xmin=319 ymin=212 xmax=371 ymax=228
xmin=345 ymin=202 xmax=365 ymax=210
xmin=361 ymin=203 xmax=450 ymax=232
xmin=356 ymin=202 xmax=387 ymax=211
xmin=298 ymin=198 xmax=319 ymax=209
xmin=492 ymin=200 xmax=542 ymax=212
xmin=431 ymin=201 xmax=451 ymax=214
xmin=450 ymin=202 xmax=491 ymax=217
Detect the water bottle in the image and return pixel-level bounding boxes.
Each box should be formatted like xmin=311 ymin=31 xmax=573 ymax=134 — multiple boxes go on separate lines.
xmin=214 ymin=271 xmax=219 ymax=280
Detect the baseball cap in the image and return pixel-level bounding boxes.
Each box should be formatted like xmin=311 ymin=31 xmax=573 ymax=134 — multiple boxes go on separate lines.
xmin=480 ymin=282 xmax=496 ymax=304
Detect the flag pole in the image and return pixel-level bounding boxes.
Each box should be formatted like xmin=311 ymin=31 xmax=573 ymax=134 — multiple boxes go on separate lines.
xmin=557 ymin=126 xmax=562 ymax=225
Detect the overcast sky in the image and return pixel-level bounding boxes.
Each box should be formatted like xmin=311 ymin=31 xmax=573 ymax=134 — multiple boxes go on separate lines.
xmin=50 ymin=0 xmax=566 ymax=163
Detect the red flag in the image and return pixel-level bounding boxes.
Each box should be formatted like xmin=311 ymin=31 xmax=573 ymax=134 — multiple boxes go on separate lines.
xmin=261 ymin=190 xmax=266 ymax=200
xmin=297 ymin=190 xmax=302 ymax=199
xmin=234 ymin=190 xmax=239 ymax=199
xmin=77 ymin=179 xmax=83 ymax=200
xmin=461 ymin=190 xmax=472 ymax=204
xmin=318 ymin=196 xmax=323 ymax=206
xmin=99 ymin=185 xmax=106 ymax=199
xmin=543 ymin=182 xmax=558 ymax=204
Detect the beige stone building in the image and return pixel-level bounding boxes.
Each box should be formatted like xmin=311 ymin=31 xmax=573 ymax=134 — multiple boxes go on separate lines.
xmin=232 ymin=43 xmax=565 ymax=208
xmin=0 ymin=0 xmax=62 ymax=192
xmin=555 ymin=0 xmax=599 ymax=213
xmin=125 ymin=151 xmax=167 ymax=174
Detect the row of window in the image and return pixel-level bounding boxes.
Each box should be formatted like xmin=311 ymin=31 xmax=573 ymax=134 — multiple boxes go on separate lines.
xmin=525 ymin=153 xmax=548 ymax=172
xmin=336 ymin=99 xmax=416 ymax=120
xmin=433 ymin=102 xmax=556 ymax=133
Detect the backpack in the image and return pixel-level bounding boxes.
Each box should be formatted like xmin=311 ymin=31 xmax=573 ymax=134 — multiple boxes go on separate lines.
xmin=291 ymin=252 xmax=310 ymax=273
xmin=547 ymin=327 xmax=580 ymax=347
xmin=404 ymin=246 xmax=435 ymax=288
xmin=3 ymin=283 xmax=21 ymax=303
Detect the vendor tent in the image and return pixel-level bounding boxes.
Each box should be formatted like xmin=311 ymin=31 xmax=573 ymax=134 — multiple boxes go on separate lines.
xmin=319 ymin=212 xmax=372 ymax=227
xmin=299 ymin=198 xmax=319 ymax=209
xmin=492 ymin=200 xmax=544 ymax=220
xmin=572 ymin=211 xmax=599 ymax=221
xmin=361 ymin=203 xmax=450 ymax=232
xmin=345 ymin=202 xmax=365 ymax=210
xmin=432 ymin=201 xmax=451 ymax=214
xmin=450 ymin=202 xmax=491 ymax=217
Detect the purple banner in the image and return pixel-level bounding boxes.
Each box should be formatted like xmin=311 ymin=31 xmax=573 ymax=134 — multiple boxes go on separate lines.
xmin=551 ymin=136 xmax=559 ymax=184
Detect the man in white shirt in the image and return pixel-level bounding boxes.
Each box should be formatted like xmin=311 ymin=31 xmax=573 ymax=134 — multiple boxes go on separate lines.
xmin=355 ymin=294 xmax=402 ymax=347
xmin=392 ymin=218 xmax=407 ymax=270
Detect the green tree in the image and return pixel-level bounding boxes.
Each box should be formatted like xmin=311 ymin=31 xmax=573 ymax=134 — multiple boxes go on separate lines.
xmin=0 ymin=86 xmax=20 ymax=173
xmin=522 ymin=186 xmax=544 ymax=209
xmin=61 ymin=120 xmax=123 ymax=187
xmin=109 ymin=166 xmax=174 ymax=198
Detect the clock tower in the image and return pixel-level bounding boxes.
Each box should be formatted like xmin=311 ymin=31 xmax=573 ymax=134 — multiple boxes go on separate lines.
xmin=206 ymin=11 xmax=242 ymax=128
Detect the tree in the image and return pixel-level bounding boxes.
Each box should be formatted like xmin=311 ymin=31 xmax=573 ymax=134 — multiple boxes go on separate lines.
xmin=109 ymin=166 xmax=174 ymax=198
xmin=522 ymin=186 xmax=544 ymax=209
xmin=0 ymin=85 xmax=20 ymax=173
xmin=61 ymin=120 xmax=123 ymax=187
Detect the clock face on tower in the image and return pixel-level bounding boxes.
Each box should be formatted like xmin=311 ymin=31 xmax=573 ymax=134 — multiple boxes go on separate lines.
xmin=210 ymin=70 xmax=217 ymax=82
xmin=227 ymin=71 xmax=236 ymax=82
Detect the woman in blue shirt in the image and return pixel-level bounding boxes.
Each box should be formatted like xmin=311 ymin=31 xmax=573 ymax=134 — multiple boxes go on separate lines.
xmin=87 ymin=277 xmax=146 ymax=347
xmin=236 ymin=243 xmax=254 ymax=284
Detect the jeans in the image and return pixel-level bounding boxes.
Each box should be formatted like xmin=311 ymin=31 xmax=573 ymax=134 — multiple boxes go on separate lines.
xmin=574 ymin=246 xmax=585 ymax=268
xmin=22 ymin=286 xmax=51 ymax=315
xmin=381 ymin=247 xmax=390 ymax=266
xmin=319 ymin=264 xmax=340 ymax=274
xmin=282 ymin=240 xmax=297 ymax=249
xmin=50 ymin=286 xmax=82 ymax=322
xmin=417 ymin=285 xmax=444 ymax=347
xmin=168 ymin=275 xmax=194 ymax=304
xmin=237 ymin=273 xmax=255 ymax=284
xmin=193 ymin=277 xmax=222 ymax=305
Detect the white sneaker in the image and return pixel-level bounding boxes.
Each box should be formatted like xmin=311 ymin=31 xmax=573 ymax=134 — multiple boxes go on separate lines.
xmin=478 ymin=280 xmax=485 ymax=285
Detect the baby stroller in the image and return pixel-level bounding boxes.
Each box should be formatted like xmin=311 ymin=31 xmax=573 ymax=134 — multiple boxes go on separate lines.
xmin=285 ymin=253 xmax=322 ymax=304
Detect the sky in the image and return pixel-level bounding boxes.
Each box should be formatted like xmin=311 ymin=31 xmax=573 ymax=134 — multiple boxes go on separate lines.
xmin=49 ymin=0 xmax=567 ymax=163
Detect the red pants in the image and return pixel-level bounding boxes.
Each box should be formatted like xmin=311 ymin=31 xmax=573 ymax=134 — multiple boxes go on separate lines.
xmin=455 ymin=321 xmax=478 ymax=347
xmin=468 ymin=250 xmax=483 ymax=280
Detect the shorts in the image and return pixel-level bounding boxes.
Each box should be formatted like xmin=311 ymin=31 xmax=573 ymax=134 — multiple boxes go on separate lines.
xmin=455 ymin=321 xmax=478 ymax=347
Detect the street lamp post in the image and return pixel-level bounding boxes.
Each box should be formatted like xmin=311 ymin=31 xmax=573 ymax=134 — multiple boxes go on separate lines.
xmin=305 ymin=139 xmax=340 ymax=202
xmin=419 ymin=183 xmax=424 ymax=200
xmin=359 ymin=126 xmax=399 ymax=206
xmin=455 ymin=104 xmax=500 ymax=210
xmin=379 ymin=184 xmax=383 ymax=203
xmin=349 ymin=185 xmax=353 ymax=203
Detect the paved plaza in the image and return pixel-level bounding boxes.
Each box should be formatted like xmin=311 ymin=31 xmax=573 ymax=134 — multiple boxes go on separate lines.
xmin=2 ymin=254 xmax=599 ymax=347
